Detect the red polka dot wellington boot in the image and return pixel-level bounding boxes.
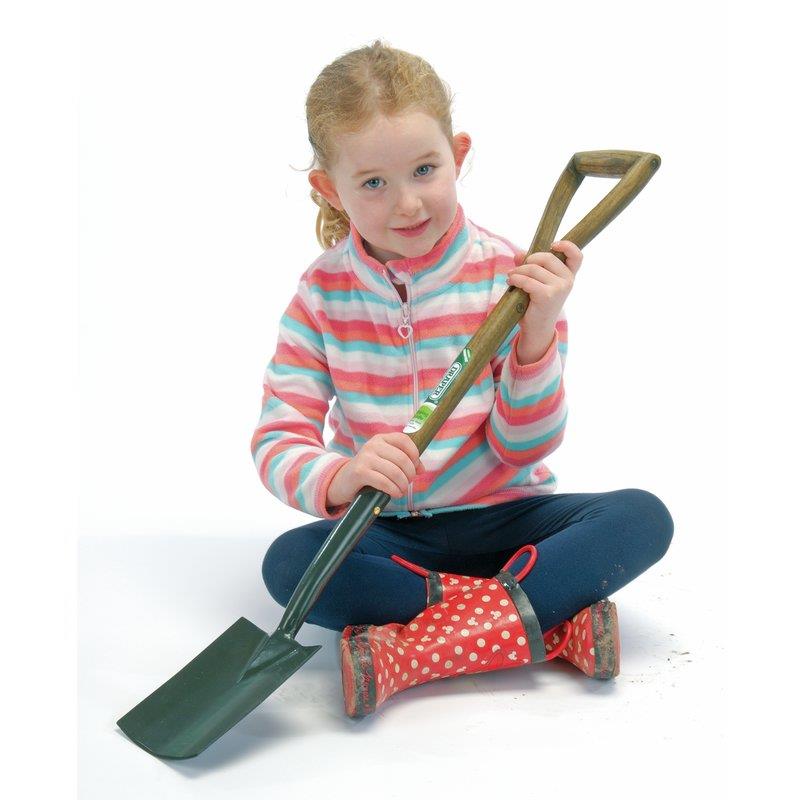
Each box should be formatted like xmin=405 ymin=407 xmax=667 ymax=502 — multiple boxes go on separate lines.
xmin=392 ymin=547 xmax=621 ymax=681
xmin=339 ymin=545 xmax=573 ymax=718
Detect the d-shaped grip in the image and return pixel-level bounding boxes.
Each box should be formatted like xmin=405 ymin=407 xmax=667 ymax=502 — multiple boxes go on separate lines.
xmin=527 ymin=150 xmax=661 ymax=258
xmin=400 ymin=148 xmax=661 ymax=460
xmin=572 ymin=150 xmax=661 ymax=178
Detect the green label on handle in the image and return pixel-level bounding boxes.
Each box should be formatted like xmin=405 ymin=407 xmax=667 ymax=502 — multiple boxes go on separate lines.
xmin=403 ymin=347 xmax=472 ymax=434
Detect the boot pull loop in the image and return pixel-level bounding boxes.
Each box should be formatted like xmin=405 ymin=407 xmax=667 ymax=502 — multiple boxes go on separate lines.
xmin=501 ymin=544 xmax=538 ymax=582
xmin=390 ymin=553 xmax=431 ymax=578
xmin=543 ymin=621 xmax=573 ymax=661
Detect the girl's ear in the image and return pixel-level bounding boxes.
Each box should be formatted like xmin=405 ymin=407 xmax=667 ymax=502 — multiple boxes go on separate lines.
xmin=452 ymin=132 xmax=472 ymax=177
xmin=309 ymin=169 xmax=345 ymax=212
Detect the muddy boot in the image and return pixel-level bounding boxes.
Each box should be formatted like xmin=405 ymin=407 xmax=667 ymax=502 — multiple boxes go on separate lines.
xmin=545 ymin=599 xmax=620 ymax=679
xmin=340 ymin=545 xmax=572 ymax=718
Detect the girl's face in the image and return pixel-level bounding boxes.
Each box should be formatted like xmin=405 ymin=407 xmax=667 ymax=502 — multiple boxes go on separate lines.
xmin=309 ymin=111 xmax=471 ymax=263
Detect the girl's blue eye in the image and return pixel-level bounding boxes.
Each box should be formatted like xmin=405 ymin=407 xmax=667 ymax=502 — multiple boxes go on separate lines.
xmin=362 ymin=164 xmax=436 ymax=190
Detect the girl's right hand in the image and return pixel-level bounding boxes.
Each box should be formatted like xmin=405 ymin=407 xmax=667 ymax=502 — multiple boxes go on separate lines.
xmin=326 ymin=432 xmax=423 ymax=508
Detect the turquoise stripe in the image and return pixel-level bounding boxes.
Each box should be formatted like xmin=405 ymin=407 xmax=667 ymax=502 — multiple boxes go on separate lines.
xmin=282 ymin=314 xmax=325 ymax=351
xmin=413 ymin=334 xmax=472 ymax=351
xmin=489 ymin=413 xmax=568 ymax=454
xmin=497 ymin=373 xmax=562 ymax=407
xmin=308 ymin=286 xmax=397 ymax=309
xmin=269 ymin=362 xmax=333 ymax=394
xmin=414 ymin=275 xmax=496 ymax=304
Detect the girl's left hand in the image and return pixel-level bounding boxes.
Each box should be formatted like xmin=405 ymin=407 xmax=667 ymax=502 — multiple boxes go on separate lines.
xmin=507 ymin=240 xmax=583 ymax=334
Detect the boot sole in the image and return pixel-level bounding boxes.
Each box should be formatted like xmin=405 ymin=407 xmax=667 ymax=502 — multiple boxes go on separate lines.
xmin=340 ymin=625 xmax=377 ymax=718
xmin=591 ymin=599 xmax=621 ymax=679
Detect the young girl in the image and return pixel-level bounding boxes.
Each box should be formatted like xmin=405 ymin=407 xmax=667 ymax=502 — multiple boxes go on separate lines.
xmin=252 ymin=40 xmax=673 ymax=717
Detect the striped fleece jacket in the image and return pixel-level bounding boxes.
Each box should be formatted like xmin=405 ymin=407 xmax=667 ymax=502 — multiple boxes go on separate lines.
xmin=251 ymin=203 xmax=568 ymax=520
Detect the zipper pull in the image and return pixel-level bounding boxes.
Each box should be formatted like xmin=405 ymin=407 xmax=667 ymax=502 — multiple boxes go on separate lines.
xmin=398 ymin=300 xmax=412 ymax=339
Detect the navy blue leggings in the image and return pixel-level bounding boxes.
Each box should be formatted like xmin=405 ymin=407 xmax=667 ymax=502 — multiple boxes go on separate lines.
xmin=262 ymin=489 xmax=674 ymax=633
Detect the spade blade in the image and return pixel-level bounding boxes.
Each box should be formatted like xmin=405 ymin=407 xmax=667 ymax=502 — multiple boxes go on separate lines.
xmin=117 ymin=617 xmax=321 ymax=759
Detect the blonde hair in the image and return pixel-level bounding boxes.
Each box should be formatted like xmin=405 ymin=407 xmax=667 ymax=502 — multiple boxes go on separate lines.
xmin=304 ymin=39 xmax=456 ymax=250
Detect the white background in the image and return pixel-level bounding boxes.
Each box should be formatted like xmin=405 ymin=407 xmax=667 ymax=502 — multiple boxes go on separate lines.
xmin=2 ymin=0 xmax=795 ymax=796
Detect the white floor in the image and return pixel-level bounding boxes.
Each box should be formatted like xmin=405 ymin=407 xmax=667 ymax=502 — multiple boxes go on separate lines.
xmin=78 ymin=524 xmax=726 ymax=799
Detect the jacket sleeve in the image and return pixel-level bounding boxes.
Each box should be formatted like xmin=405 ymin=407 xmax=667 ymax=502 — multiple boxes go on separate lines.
xmin=250 ymin=277 xmax=351 ymax=520
xmin=484 ymin=300 xmax=569 ymax=468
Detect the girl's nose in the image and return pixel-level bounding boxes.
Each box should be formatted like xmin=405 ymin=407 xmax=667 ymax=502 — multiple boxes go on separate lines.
xmin=395 ymin=186 xmax=422 ymax=215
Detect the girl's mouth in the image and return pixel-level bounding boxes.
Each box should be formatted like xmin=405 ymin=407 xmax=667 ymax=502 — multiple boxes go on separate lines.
xmin=393 ymin=219 xmax=430 ymax=237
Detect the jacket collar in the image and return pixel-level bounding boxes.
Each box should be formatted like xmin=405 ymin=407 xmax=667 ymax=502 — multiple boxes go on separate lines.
xmin=346 ymin=203 xmax=471 ymax=301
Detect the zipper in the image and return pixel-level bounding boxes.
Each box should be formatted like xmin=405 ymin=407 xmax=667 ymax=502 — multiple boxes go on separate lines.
xmin=396 ymin=286 xmax=421 ymax=516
